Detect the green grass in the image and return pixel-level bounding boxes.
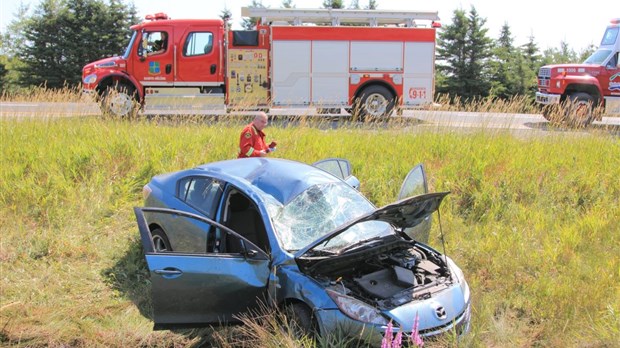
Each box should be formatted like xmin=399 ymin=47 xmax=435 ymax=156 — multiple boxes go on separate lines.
xmin=1 ymin=115 xmax=619 ymax=347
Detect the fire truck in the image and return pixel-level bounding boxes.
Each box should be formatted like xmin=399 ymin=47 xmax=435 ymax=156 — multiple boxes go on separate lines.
xmin=81 ymin=7 xmax=440 ymax=119
xmin=535 ymin=18 xmax=620 ymax=127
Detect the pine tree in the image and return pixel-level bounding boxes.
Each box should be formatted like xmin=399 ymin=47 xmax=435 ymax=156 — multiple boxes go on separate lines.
xmin=220 ymin=6 xmax=232 ymax=29
xmin=242 ymin=0 xmax=266 ymax=30
xmin=322 ymin=0 xmax=344 ymax=9
xmin=436 ymin=6 xmax=493 ymax=101
xmin=14 ymin=0 xmax=137 ymax=88
xmin=365 ymin=0 xmax=378 ymax=10
xmin=281 ymin=0 xmax=295 ymax=8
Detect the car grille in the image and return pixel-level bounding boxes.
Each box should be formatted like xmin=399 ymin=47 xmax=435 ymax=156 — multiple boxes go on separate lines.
xmin=400 ymin=303 xmax=470 ymax=344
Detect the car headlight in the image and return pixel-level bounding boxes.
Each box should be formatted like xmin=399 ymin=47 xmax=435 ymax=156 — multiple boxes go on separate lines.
xmin=447 ymin=257 xmax=470 ymax=304
xmin=83 ymin=73 xmax=97 ymax=84
xmin=326 ymin=289 xmax=389 ymax=325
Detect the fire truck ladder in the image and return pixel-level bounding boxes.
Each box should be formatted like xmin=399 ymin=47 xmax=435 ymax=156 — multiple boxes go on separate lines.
xmin=240 ymin=7 xmax=440 ymax=28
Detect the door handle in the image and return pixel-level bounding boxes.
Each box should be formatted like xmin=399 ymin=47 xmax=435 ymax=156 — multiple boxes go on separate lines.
xmin=154 ymin=268 xmax=182 ymax=275
xmin=166 ymin=64 xmax=172 ymax=74
xmin=210 ymin=64 xmax=216 ymax=74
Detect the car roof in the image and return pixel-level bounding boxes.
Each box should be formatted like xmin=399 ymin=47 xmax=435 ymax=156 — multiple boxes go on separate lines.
xmin=156 ymin=158 xmax=342 ymax=205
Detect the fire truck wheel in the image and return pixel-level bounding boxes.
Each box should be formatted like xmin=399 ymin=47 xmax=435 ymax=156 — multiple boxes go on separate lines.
xmin=100 ymin=83 xmax=139 ymax=118
xmin=564 ymin=93 xmax=594 ymax=127
xmin=357 ymin=85 xmax=395 ymax=121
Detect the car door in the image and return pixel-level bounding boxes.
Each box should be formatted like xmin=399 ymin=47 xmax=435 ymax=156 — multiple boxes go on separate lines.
xmin=397 ymin=164 xmax=432 ymax=243
xmin=134 ymin=207 xmax=270 ymax=328
xmin=312 ymin=158 xmax=360 ymax=189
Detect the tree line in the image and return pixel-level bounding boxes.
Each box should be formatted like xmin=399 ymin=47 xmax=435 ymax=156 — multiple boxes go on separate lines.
xmin=0 ymin=0 xmax=596 ymax=101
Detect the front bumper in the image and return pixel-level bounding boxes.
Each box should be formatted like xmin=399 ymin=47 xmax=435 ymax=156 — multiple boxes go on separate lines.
xmin=535 ymin=92 xmax=561 ymax=105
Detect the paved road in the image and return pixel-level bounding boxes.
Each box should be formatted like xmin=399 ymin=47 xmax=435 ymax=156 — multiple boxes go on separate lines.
xmin=1 ymin=101 xmax=619 ymax=135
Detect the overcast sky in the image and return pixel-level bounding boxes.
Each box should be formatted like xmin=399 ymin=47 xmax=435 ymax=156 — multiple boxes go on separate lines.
xmin=1 ymin=0 xmax=616 ymax=51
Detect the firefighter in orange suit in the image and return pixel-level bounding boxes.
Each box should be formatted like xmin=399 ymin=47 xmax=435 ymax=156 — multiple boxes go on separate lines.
xmin=238 ymin=112 xmax=277 ymax=158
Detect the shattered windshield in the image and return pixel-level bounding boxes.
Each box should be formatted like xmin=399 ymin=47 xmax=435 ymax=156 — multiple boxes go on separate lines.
xmin=272 ymin=182 xmax=393 ymax=251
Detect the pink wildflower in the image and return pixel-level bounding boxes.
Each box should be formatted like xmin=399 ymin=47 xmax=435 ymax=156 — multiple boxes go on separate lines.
xmin=411 ymin=312 xmax=424 ymax=347
xmin=381 ymin=320 xmax=394 ymax=348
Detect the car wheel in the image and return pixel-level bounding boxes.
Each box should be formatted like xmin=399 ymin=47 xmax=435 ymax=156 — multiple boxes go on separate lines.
xmin=283 ymin=303 xmax=318 ymax=339
xmin=355 ymin=85 xmax=395 ymax=121
xmin=151 ymin=228 xmax=172 ymax=252
xmin=564 ymin=93 xmax=594 ymax=128
xmin=100 ymin=83 xmax=139 ymax=118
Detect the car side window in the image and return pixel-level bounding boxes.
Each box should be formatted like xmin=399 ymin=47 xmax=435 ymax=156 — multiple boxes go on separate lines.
xmin=178 ymin=177 xmax=223 ymax=218
xmin=184 ymin=32 xmax=213 ymax=56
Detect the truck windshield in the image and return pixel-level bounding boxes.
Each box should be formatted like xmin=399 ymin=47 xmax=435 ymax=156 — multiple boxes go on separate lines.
xmin=584 ymin=49 xmax=612 ymax=65
xmin=122 ymin=31 xmax=138 ymax=59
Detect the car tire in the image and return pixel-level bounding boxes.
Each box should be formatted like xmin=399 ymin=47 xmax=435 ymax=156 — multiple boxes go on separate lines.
xmin=283 ymin=303 xmax=318 ymax=339
xmin=151 ymin=228 xmax=172 ymax=252
xmin=100 ymin=83 xmax=139 ymax=118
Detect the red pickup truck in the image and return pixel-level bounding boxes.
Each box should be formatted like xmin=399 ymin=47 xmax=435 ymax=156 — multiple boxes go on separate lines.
xmin=535 ymin=18 xmax=620 ymax=127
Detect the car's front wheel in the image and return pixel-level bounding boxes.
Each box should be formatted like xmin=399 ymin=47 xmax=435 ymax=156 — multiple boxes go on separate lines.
xmin=151 ymin=228 xmax=172 ymax=252
xmin=282 ymin=303 xmax=318 ymax=339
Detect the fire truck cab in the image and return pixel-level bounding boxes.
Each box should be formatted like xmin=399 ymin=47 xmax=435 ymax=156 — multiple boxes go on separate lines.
xmin=535 ymin=18 xmax=620 ymax=127
xmin=81 ymin=7 xmax=440 ymax=119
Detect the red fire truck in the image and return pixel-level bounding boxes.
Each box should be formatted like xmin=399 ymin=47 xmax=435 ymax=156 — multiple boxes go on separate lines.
xmin=81 ymin=7 xmax=440 ymax=119
xmin=535 ymin=18 xmax=620 ymax=127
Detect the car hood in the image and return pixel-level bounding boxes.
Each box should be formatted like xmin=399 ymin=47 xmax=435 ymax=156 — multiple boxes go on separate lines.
xmin=295 ymin=192 xmax=449 ymax=257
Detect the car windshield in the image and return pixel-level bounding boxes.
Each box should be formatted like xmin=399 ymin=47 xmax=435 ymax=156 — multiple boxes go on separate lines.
xmin=271 ymin=182 xmax=394 ymax=252
xmin=583 ymin=49 xmax=611 ymax=65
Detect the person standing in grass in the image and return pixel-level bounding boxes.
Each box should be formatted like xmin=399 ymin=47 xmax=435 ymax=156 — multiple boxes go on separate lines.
xmin=238 ymin=112 xmax=277 ymax=158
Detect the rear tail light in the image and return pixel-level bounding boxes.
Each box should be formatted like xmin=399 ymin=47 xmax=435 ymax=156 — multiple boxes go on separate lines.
xmin=142 ymin=185 xmax=152 ymax=200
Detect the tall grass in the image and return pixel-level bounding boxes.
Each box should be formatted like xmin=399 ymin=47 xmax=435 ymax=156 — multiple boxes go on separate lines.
xmin=1 ymin=111 xmax=619 ymax=347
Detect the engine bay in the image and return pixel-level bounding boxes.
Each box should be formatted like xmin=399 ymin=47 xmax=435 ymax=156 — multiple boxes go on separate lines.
xmin=306 ymin=241 xmax=453 ymax=309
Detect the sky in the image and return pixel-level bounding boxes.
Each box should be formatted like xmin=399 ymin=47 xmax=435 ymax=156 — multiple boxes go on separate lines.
xmin=0 ymin=0 xmax=616 ymax=51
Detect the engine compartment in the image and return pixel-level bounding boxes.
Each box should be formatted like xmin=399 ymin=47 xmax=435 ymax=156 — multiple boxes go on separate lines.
xmin=306 ymin=241 xmax=453 ymax=309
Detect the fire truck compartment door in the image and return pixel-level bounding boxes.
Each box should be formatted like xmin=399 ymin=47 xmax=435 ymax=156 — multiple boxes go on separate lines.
xmin=311 ymin=41 xmax=349 ymax=106
xmin=272 ymin=41 xmax=311 ymax=105
xmin=350 ymin=42 xmax=403 ymax=72
xmin=403 ymin=42 xmax=434 ymax=107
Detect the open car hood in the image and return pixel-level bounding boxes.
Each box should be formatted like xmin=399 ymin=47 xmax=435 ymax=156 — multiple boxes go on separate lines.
xmin=295 ymin=192 xmax=449 ymax=257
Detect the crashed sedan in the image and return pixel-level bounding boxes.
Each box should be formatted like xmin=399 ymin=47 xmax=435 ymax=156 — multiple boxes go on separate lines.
xmin=135 ymin=157 xmax=470 ymax=342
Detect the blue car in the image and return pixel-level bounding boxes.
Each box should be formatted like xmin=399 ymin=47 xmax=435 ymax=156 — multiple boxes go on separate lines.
xmin=134 ymin=158 xmax=470 ymax=343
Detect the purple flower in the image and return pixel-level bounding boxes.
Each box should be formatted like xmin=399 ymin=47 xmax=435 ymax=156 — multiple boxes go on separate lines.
xmin=411 ymin=312 xmax=424 ymax=347
xmin=381 ymin=321 xmax=394 ymax=348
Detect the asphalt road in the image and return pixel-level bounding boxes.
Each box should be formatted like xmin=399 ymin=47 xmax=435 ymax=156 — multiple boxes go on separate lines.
xmin=1 ymin=101 xmax=619 ymax=136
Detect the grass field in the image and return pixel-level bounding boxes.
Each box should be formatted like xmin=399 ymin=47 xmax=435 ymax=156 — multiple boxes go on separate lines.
xmin=1 ymin=111 xmax=619 ymax=347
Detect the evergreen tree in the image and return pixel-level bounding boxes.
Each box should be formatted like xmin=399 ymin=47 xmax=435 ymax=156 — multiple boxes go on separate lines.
xmin=220 ymin=6 xmax=232 ymax=29
xmin=242 ymin=0 xmax=266 ymax=30
xmin=13 ymin=0 xmax=137 ymax=88
xmin=436 ymin=6 xmax=493 ymax=100
xmin=365 ymin=0 xmax=378 ymax=10
xmin=488 ymin=23 xmax=528 ymax=98
xmin=520 ymin=35 xmax=542 ymax=96
xmin=322 ymin=0 xmax=344 ymax=9
xmin=281 ymin=0 xmax=295 ymax=8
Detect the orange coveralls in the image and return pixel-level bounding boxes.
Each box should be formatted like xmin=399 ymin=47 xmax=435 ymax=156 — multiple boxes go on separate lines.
xmin=238 ymin=123 xmax=270 ymax=158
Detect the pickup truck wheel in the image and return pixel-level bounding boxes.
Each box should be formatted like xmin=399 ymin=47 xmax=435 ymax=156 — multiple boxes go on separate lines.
xmin=356 ymin=85 xmax=395 ymax=121
xmin=564 ymin=93 xmax=594 ymax=127
xmin=100 ymin=83 xmax=139 ymax=118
